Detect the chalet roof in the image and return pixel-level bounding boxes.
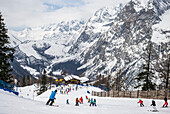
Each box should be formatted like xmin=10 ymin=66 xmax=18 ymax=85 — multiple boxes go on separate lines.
xmin=64 ymin=75 xmax=89 ymax=83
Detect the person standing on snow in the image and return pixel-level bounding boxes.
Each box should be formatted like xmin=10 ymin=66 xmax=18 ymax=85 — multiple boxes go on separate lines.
xmin=93 ymin=99 xmax=97 ymax=106
xmin=137 ymin=99 xmax=144 ymax=107
xmin=80 ymin=97 xmax=83 ymax=104
xmin=88 ymin=98 xmax=90 ymax=103
xmin=75 ymin=98 xmax=79 ymax=106
xmin=46 ymin=90 xmax=57 ymax=106
xmin=89 ymin=98 xmax=93 ymax=106
xmin=150 ymin=100 xmax=158 ymax=112
xmin=66 ymin=99 xmax=69 ymax=104
xmin=86 ymin=95 xmax=88 ymax=100
xmin=163 ymin=97 xmax=168 ymax=107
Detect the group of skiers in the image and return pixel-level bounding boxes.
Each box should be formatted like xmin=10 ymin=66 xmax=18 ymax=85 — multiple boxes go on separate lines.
xmin=137 ymin=97 xmax=168 ymax=112
xmin=60 ymin=84 xmax=78 ymax=94
xmin=89 ymin=98 xmax=97 ymax=106
xmin=75 ymin=96 xmax=83 ymax=106
xmin=75 ymin=96 xmax=97 ymax=106
xmin=45 ymin=87 xmax=168 ymax=111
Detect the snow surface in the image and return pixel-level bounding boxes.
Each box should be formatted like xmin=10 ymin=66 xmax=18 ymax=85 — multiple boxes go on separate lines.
xmin=1 ymin=84 xmax=170 ymax=114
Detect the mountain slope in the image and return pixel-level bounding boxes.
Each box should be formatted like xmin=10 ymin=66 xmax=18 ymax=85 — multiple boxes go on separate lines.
xmin=76 ymin=0 xmax=170 ymax=89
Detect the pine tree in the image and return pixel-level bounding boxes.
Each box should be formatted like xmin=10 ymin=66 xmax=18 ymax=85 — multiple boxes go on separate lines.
xmin=40 ymin=69 xmax=47 ymax=93
xmin=0 ymin=12 xmax=14 ymax=83
xmin=111 ymin=69 xmax=125 ymax=91
xmin=26 ymin=75 xmax=30 ymax=85
xmin=135 ymin=41 xmax=157 ymax=90
xmin=22 ymin=75 xmax=26 ymax=87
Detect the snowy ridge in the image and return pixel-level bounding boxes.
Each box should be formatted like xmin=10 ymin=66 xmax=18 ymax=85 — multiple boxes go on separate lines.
xmin=69 ymin=4 xmax=124 ymax=54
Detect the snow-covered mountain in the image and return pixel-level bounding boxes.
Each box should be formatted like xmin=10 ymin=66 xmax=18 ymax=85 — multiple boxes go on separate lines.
xmin=74 ymin=0 xmax=170 ymax=89
xmin=9 ymin=20 xmax=85 ymax=77
xmin=9 ymin=0 xmax=170 ymax=89
xmin=69 ymin=4 xmax=124 ymax=54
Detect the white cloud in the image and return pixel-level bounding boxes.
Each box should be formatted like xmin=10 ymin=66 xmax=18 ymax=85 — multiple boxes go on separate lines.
xmin=0 ymin=0 xmax=128 ymax=30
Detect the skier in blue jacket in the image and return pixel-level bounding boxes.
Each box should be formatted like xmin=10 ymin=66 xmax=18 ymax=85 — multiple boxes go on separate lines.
xmin=89 ymin=98 xmax=93 ymax=106
xmin=46 ymin=90 xmax=57 ymax=106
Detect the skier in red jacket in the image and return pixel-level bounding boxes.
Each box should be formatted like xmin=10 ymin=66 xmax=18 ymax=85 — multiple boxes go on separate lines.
xmin=75 ymin=98 xmax=79 ymax=106
xmin=80 ymin=97 xmax=83 ymax=104
xmin=86 ymin=95 xmax=88 ymax=100
xmin=138 ymin=99 xmax=144 ymax=107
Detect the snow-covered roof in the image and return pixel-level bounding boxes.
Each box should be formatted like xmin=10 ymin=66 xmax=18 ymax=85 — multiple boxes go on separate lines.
xmin=64 ymin=75 xmax=89 ymax=83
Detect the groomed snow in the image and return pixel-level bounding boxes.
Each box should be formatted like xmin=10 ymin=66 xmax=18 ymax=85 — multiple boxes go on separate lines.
xmin=0 ymin=84 xmax=170 ymax=114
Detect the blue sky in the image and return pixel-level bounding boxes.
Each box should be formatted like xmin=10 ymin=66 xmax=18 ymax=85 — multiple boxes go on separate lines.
xmin=43 ymin=0 xmax=85 ymax=11
xmin=0 ymin=0 xmax=128 ymax=30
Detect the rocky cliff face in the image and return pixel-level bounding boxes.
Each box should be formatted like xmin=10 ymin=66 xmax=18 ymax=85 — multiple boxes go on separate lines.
xmin=72 ymin=0 xmax=170 ymax=89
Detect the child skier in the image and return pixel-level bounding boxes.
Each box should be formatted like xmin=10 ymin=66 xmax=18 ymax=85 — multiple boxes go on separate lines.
xmin=93 ymin=99 xmax=96 ymax=106
xmin=86 ymin=95 xmax=88 ymax=100
xmin=66 ymin=99 xmax=69 ymax=104
xmin=88 ymin=98 xmax=90 ymax=103
xmin=80 ymin=97 xmax=83 ymax=104
xmin=150 ymin=100 xmax=158 ymax=112
xmin=138 ymin=99 xmax=144 ymax=107
xmin=89 ymin=98 xmax=93 ymax=106
xmin=163 ymin=97 xmax=168 ymax=107
xmin=75 ymin=98 xmax=79 ymax=106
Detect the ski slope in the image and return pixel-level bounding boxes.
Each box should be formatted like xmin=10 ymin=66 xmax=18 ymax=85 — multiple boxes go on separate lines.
xmin=0 ymin=85 xmax=170 ymax=114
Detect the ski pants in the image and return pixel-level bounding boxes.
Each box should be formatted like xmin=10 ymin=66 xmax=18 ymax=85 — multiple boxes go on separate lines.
xmin=140 ymin=103 xmax=144 ymax=107
xmin=163 ymin=101 xmax=168 ymax=107
xmin=46 ymin=99 xmax=54 ymax=106
xmin=152 ymin=106 xmax=157 ymax=111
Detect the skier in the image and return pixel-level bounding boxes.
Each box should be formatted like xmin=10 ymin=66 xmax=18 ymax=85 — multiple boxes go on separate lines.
xmin=88 ymin=98 xmax=90 ymax=103
xmin=75 ymin=98 xmax=79 ymax=106
xmin=89 ymin=98 xmax=93 ymax=106
xmin=93 ymin=99 xmax=97 ymax=106
xmin=46 ymin=90 xmax=57 ymax=106
xmin=150 ymin=100 xmax=158 ymax=112
xmin=66 ymin=99 xmax=69 ymax=104
xmin=86 ymin=95 xmax=88 ymax=100
xmin=163 ymin=96 xmax=168 ymax=107
xmin=138 ymin=99 xmax=144 ymax=107
xmin=76 ymin=84 xmax=78 ymax=91
xmin=80 ymin=97 xmax=83 ymax=104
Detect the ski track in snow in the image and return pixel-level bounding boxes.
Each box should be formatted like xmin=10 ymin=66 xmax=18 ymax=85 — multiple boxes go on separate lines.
xmin=0 ymin=85 xmax=170 ymax=114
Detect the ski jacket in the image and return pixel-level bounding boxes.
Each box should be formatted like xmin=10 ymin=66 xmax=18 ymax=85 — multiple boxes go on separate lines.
xmin=164 ymin=97 xmax=167 ymax=101
xmin=80 ymin=97 xmax=83 ymax=101
xmin=90 ymin=99 xmax=93 ymax=103
xmin=76 ymin=98 xmax=79 ymax=103
xmin=49 ymin=91 xmax=56 ymax=99
xmin=138 ymin=100 xmax=143 ymax=104
xmin=151 ymin=101 xmax=156 ymax=106
xmin=93 ymin=99 xmax=96 ymax=104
